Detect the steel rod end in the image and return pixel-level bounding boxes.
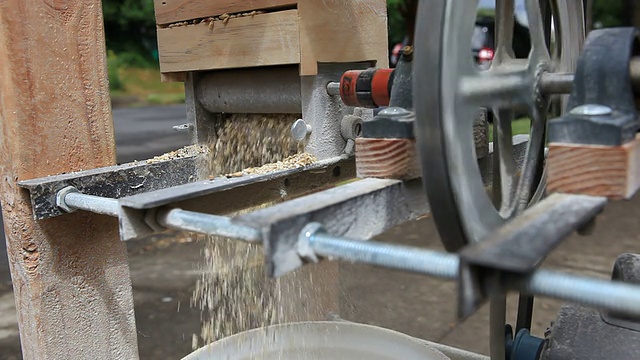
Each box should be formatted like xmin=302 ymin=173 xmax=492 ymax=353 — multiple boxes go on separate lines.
xmin=297 ymin=222 xmax=325 ymax=262
xmin=56 ymin=186 xmax=79 ymax=213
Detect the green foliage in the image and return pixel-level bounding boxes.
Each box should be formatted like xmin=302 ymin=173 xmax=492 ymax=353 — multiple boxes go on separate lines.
xmin=102 ymin=0 xmax=157 ymax=68
xmin=592 ymin=0 xmax=624 ymax=28
xmin=107 ymin=50 xmax=124 ymax=91
xmin=387 ymin=0 xmax=407 ymax=46
xmin=147 ymin=93 xmax=187 ymax=105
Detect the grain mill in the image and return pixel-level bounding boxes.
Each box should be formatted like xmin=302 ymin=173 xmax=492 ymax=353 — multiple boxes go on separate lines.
xmin=6 ymin=0 xmax=640 ymax=359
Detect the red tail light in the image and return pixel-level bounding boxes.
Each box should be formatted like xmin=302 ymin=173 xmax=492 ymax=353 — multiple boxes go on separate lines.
xmin=478 ymin=47 xmax=495 ymax=61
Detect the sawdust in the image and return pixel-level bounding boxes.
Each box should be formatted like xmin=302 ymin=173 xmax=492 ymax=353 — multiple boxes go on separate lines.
xmin=145 ymin=144 xmax=208 ymax=164
xmin=225 ymin=153 xmax=317 ymax=178
xmin=191 ymin=113 xmax=313 ymax=350
xmin=162 ymin=10 xmax=265 ymax=29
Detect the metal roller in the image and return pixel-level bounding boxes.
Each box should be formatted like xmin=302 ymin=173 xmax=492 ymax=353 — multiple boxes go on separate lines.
xmin=195 ymin=66 xmax=302 ymax=114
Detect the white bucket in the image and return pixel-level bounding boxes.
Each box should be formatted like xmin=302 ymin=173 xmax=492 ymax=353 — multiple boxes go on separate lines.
xmin=183 ymin=321 xmax=450 ymax=360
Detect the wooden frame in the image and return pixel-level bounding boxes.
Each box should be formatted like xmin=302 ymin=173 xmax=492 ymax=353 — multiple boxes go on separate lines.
xmin=154 ymin=0 xmax=389 ymax=77
xmin=0 ymin=1 xmax=138 ymax=358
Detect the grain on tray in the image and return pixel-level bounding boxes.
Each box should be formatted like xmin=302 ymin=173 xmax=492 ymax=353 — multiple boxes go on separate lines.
xmin=145 ymin=144 xmax=208 ymax=164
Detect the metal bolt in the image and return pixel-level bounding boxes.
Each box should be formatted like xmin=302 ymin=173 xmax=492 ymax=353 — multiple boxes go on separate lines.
xmin=55 ymin=187 xmax=120 ymax=216
xmin=326 ymin=82 xmax=341 ymax=96
xmin=172 ymin=123 xmax=194 ymax=132
xmin=340 ymin=114 xmax=363 ymax=140
xmin=569 ymin=104 xmax=612 ymax=116
xmin=402 ymin=45 xmax=414 ymax=61
xmin=56 ymin=186 xmax=79 ymax=213
xmin=377 ymin=106 xmax=412 ymax=117
xmin=291 ymin=119 xmax=312 ymax=141
xmin=297 ymin=222 xmax=323 ymax=262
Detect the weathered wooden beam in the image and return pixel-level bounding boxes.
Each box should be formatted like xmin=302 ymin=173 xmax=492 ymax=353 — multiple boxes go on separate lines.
xmin=0 ymin=1 xmax=138 ymax=359
xmin=153 ymin=0 xmax=297 ymax=25
xmin=547 ymin=135 xmax=640 ymax=199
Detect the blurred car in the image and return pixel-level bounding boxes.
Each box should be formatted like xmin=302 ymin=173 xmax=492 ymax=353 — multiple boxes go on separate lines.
xmin=390 ymin=16 xmax=531 ymax=69
xmin=472 ymin=16 xmax=532 ymax=69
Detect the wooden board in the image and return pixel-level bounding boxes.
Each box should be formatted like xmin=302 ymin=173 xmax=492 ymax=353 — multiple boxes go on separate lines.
xmin=0 ymin=0 xmax=138 ymax=358
xmin=155 ymin=0 xmax=389 ymax=77
xmin=356 ymin=138 xmax=420 ymax=180
xmin=547 ymin=135 xmax=640 ymax=199
xmin=298 ymin=0 xmax=389 ymax=75
xmin=154 ymin=0 xmax=297 ymax=25
xmin=157 ymin=10 xmax=300 ymax=73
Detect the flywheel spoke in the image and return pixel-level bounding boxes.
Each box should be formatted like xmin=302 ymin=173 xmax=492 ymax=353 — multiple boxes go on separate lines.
xmin=492 ymin=108 xmax=517 ymax=211
xmin=494 ymin=0 xmax=516 ymax=62
xmin=525 ymin=0 xmax=551 ymax=62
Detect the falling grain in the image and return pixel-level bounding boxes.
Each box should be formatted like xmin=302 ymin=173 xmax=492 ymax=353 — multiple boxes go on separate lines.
xmin=192 ymin=113 xmax=313 ymax=349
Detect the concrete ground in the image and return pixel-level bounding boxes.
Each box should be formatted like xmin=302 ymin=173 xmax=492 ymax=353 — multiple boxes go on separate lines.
xmin=1 ymin=105 xmax=640 ymax=359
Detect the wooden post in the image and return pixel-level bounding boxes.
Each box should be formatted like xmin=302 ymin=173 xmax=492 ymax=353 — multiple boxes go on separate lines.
xmin=0 ymin=1 xmax=139 ymax=359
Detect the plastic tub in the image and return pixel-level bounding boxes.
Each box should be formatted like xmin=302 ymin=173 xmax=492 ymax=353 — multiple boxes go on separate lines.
xmin=183 ymin=321 xmax=450 ymax=360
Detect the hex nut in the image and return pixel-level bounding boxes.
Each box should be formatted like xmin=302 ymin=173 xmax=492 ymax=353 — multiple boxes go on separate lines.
xmin=297 ymin=222 xmax=324 ymax=263
xmin=56 ymin=186 xmax=79 ymax=213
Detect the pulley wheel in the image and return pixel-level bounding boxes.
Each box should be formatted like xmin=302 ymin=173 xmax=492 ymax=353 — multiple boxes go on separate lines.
xmin=414 ymin=0 xmax=585 ymax=251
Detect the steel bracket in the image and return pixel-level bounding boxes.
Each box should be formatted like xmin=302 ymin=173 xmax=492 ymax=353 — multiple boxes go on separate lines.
xmin=18 ymin=155 xmax=204 ymax=220
xmin=234 ymin=177 xmax=429 ymax=277
xmin=457 ymin=193 xmax=607 ymax=319
xmin=117 ymin=156 xmax=355 ymax=241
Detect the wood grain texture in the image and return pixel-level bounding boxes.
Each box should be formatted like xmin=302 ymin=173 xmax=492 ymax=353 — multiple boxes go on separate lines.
xmin=0 ymin=1 xmax=138 ymax=358
xmin=356 ymin=138 xmax=420 ymax=180
xmin=547 ymin=135 xmax=640 ymax=199
xmin=160 ymin=71 xmax=187 ymax=83
xmin=298 ymin=0 xmax=389 ymax=75
xmin=157 ymin=10 xmax=300 ymax=73
xmin=153 ymin=0 xmax=297 ymax=25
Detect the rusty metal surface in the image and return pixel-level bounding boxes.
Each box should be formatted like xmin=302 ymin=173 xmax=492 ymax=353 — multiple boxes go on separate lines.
xmin=18 ymin=155 xmax=202 ymax=220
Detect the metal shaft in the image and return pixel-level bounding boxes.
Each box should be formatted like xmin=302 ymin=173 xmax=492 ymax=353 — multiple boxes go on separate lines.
xmin=309 ymin=233 xmax=459 ymax=279
xmin=308 ymin=231 xmax=640 ymax=319
xmin=57 ymin=190 xmax=640 ymax=319
xmin=156 ymin=208 xmax=261 ymax=242
xmin=326 ymin=82 xmax=340 ymax=96
xmin=62 ymin=191 xmax=120 ymax=217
